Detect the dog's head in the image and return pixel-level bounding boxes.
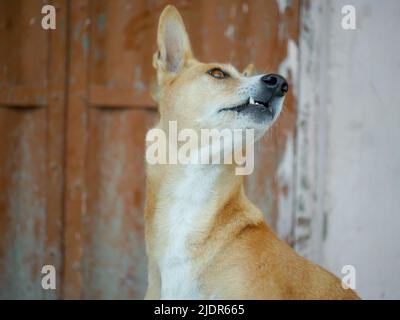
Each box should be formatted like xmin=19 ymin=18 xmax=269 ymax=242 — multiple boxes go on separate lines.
xmin=153 ymin=5 xmax=288 ymax=141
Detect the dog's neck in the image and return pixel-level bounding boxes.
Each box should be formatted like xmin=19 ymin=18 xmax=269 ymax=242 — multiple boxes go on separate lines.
xmin=145 ymin=161 xmax=248 ymax=298
xmin=146 ymin=162 xmax=244 ymax=245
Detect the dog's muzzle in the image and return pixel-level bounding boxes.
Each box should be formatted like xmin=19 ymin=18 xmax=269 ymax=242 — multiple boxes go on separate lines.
xmin=220 ymin=73 xmax=289 ymax=122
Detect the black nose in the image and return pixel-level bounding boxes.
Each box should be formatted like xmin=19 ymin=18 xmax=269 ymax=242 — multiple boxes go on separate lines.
xmin=261 ymin=74 xmax=289 ymax=96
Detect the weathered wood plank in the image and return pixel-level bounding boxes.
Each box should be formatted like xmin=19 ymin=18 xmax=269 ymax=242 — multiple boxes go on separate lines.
xmin=63 ymin=0 xmax=90 ymax=300
xmin=44 ymin=0 xmax=68 ymax=300
xmin=0 ymin=0 xmax=50 ymax=299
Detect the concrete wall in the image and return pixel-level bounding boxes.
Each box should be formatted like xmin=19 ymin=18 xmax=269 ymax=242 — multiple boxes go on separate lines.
xmin=298 ymin=0 xmax=400 ymax=299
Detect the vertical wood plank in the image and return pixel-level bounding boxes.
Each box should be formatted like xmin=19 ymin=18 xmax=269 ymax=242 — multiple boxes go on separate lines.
xmin=63 ymin=0 xmax=90 ymax=299
xmin=44 ymin=0 xmax=68 ymax=300
xmin=0 ymin=0 xmax=49 ymax=299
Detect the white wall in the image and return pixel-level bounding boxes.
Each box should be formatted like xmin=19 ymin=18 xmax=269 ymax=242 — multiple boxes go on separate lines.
xmin=302 ymin=0 xmax=400 ymax=299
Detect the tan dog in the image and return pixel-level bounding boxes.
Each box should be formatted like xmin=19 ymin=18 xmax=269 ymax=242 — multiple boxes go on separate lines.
xmin=144 ymin=5 xmax=359 ymax=300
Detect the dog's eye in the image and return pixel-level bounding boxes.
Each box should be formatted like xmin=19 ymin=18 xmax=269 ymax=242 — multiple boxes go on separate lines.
xmin=207 ymin=68 xmax=229 ymax=79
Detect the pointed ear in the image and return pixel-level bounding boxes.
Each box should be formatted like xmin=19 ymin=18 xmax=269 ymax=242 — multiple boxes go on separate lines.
xmin=242 ymin=63 xmax=255 ymax=77
xmin=155 ymin=5 xmax=193 ymax=75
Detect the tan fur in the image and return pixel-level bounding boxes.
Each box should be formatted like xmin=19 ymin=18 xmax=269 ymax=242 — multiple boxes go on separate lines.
xmin=144 ymin=5 xmax=359 ymax=300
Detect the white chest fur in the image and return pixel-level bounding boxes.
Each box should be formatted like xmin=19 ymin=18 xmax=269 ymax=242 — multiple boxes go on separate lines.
xmin=157 ymin=165 xmax=221 ymax=299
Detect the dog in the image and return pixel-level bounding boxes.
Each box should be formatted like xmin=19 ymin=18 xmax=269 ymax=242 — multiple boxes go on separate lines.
xmin=144 ymin=5 xmax=359 ymax=300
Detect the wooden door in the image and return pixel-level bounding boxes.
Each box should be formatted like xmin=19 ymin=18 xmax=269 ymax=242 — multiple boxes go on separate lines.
xmin=0 ymin=0 xmax=300 ymax=299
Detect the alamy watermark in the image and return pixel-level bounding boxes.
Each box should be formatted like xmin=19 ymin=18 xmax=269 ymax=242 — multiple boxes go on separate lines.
xmin=341 ymin=265 xmax=356 ymax=290
xmin=41 ymin=265 xmax=56 ymax=290
xmin=41 ymin=5 xmax=56 ymax=30
xmin=341 ymin=5 xmax=357 ymax=30
xmin=146 ymin=121 xmax=255 ymax=175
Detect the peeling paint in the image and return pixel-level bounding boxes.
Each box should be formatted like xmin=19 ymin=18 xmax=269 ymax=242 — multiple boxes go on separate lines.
xmin=279 ymin=39 xmax=299 ymax=95
xmin=73 ymin=22 xmax=81 ymax=41
xmin=133 ymin=66 xmax=145 ymax=91
xmin=276 ymin=0 xmax=290 ymax=14
xmin=1 ymin=113 xmax=46 ymax=299
xmin=277 ymin=134 xmax=294 ymax=241
xmin=81 ymin=34 xmax=89 ymax=56
xmin=97 ymin=13 xmax=106 ymax=32
xmin=224 ymin=24 xmax=235 ymax=42
xmin=134 ymin=81 xmax=145 ymax=92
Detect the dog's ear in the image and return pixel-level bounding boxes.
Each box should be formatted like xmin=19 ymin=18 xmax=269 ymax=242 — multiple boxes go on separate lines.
xmin=242 ymin=64 xmax=255 ymax=77
xmin=155 ymin=5 xmax=193 ymax=77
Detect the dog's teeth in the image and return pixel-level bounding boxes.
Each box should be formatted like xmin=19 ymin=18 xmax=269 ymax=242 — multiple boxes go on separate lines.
xmin=249 ymin=97 xmax=255 ymax=104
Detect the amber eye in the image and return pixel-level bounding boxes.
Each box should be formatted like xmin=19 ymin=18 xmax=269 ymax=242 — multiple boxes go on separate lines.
xmin=207 ymin=68 xmax=229 ymax=79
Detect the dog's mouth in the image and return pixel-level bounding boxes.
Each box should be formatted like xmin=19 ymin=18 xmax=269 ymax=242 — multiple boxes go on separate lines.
xmin=219 ymin=96 xmax=274 ymax=115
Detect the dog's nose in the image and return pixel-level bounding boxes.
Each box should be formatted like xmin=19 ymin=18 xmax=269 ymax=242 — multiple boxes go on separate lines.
xmin=261 ymin=74 xmax=289 ymax=96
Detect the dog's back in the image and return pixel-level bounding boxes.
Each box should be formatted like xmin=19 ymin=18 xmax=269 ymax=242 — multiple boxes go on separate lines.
xmin=184 ymin=188 xmax=359 ymax=300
